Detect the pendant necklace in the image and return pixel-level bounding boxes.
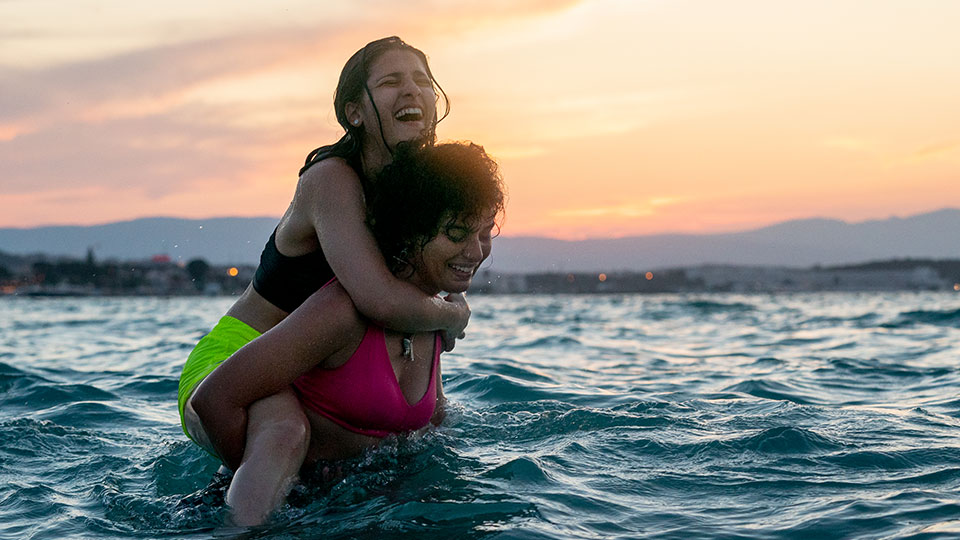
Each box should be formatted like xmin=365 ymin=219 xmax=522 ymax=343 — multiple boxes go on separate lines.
xmin=401 ymin=334 xmax=415 ymax=362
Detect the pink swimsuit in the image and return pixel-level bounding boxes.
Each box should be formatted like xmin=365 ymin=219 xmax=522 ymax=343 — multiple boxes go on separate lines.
xmin=293 ymin=323 xmax=441 ymax=438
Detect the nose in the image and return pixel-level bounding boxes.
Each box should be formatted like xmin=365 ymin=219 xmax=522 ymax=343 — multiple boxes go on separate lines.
xmin=463 ymin=232 xmax=484 ymax=262
xmin=401 ymin=76 xmax=421 ymax=97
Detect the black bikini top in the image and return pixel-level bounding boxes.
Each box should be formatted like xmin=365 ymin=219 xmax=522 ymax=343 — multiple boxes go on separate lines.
xmin=252 ymin=229 xmax=334 ymax=313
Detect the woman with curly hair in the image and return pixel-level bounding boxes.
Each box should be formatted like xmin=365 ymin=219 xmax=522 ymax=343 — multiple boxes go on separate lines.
xmin=177 ymin=36 xmax=474 ymax=512
xmin=191 ymin=141 xmax=505 ymax=526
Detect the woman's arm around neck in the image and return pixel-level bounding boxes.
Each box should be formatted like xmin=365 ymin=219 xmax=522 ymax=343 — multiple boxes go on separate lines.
xmin=298 ymin=157 xmax=470 ymax=337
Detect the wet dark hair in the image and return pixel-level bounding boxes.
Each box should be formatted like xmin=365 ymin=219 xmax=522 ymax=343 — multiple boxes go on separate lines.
xmin=366 ymin=141 xmax=506 ymax=276
xmin=299 ymin=36 xmax=449 ymax=177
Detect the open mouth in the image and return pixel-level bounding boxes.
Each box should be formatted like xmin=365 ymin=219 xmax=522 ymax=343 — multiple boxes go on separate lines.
xmin=394 ymin=107 xmax=423 ymax=122
xmin=449 ymin=263 xmax=476 ymax=276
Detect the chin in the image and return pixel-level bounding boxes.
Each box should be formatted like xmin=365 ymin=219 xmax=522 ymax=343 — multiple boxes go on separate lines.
xmin=441 ymin=281 xmax=471 ymax=294
xmin=395 ymin=123 xmax=427 ymax=140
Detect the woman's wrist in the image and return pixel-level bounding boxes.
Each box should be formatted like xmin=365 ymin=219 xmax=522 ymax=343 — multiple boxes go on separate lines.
xmin=440 ymin=292 xmax=470 ymax=335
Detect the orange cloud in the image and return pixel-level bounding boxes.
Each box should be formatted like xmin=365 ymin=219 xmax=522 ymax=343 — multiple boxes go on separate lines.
xmin=552 ymin=198 xmax=681 ymax=219
xmin=913 ymin=140 xmax=959 ymax=160
xmin=0 ymin=25 xmax=355 ymax=129
xmin=4 ymin=0 xmax=960 ymax=237
xmin=822 ymin=136 xmax=876 ymax=153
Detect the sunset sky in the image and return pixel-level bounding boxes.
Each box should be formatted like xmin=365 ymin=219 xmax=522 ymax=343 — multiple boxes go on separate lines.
xmin=2 ymin=0 xmax=958 ymax=239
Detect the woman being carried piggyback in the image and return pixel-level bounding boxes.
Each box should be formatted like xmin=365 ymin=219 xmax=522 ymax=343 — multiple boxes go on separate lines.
xmin=192 ymin=141 xmax=506 ymax=526
xmin=176 ymin=36 xmax=474 ymax=518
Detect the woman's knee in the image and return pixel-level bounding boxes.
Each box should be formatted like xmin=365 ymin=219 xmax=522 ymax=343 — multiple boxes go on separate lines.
xmin=248 ymin=394 xmax=310 ymax=459
xmin=269 ymin=411 xmax=309 ymax=445
xmin=183 ymin=393 xmax=219 ymax=457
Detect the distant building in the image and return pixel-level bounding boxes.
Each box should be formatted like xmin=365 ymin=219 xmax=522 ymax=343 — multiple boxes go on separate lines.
xmin=470 ymin=261 xmax=958 ymax=295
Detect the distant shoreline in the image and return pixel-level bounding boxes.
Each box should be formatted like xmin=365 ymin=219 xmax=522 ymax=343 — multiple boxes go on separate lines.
xmin=4 ymin=256 xmax=959 ymax=297
xmin=3 ymin=209 xmax=960 ymax=272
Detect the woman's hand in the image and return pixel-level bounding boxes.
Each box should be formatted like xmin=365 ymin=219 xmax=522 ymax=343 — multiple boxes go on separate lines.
xmin=440 ymin=292 xmax=470 ymax=352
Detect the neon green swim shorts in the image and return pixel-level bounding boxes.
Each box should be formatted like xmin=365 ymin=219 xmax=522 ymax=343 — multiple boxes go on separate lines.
xmin=177 ymin=316 xmax=261 ymax=437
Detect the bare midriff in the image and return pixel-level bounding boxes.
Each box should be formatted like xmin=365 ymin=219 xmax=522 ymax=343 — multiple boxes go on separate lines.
xmin=302 ymin=410 xmax=385 ymax=462
xmin=224 ymin=283 xmax=290 ymax=334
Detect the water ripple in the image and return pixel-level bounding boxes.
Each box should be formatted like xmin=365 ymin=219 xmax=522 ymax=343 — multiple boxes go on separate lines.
xmin=3 ymin=293 xmax=960 ymax=538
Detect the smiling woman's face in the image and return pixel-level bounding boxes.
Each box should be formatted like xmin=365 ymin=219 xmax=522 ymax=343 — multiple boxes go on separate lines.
xmin=352 ymin=49 xmax=438 ymax=151
xmin=410 ymin=209 xmax=497 ymax=294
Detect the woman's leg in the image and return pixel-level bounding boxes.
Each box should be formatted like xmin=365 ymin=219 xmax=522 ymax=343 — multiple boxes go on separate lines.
xmin=182 ymin=394 xmax=219 ymax=457
xmin=184 ymin=386 xmax=310 ymax=526
xmin=215 ymin=388 xmax=310 ymax=527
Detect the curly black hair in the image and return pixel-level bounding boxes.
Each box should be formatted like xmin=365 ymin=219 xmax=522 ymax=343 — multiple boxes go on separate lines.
xmin=365 ymin=141 xmax=506 ymax=275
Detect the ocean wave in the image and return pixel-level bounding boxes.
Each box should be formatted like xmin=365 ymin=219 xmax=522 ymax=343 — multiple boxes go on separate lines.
xmin=883 ymin=307 xmax=960 ymax=328
xmin=480 ymin=456 xmax=555 ymax=485
xmin=822 ymin=449 xmax=926 ymax=470
xmin=819 ymin=357 xmax=955 ymax=379
xmin=0 ymin=364 xmax=119 ymax=417
xmin=739 ymin=426 xmax=843 ymax=454
xmin=722 ymin=379 xmax=822 ymax=405
xmin=502 ymin=335 xmax=584 ymax=349
xmin=4 ymin=293 xmax=960 ymax=539
xmin=663 ymin=426 xmax=844 ymax=459
xmin=680 ymin=299 xmax=758 ymax=313
xmin=775 ymin=489 xmax=960 ymax=540
xmin=114 ymin=374 xmax=179 ymax=399
xmin=0 ymin=483 xmax=68 ymax=536
xmin=799 ymin=312 xmax=882 ymax=329
xmin=0 ymin=418 xmax=104 ymax=460
xmin=36 ymin=400 xmax=130 ymax=427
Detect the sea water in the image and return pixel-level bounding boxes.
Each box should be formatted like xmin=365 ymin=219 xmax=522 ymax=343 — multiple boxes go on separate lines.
xmin=2 ymin=292 xmax=960 ymax=539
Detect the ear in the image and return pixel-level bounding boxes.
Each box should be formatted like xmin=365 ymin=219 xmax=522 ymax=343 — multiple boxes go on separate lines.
xmin=344 ymin=102 xmax=362 ymax=126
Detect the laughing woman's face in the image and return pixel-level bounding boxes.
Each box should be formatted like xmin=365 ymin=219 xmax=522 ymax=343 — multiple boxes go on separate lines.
xmin=353 ymin=49 xmax=438 ymax=151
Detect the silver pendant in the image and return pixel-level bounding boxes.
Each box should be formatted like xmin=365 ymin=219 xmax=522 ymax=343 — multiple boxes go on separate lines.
xmin=402 ymin=336 xmax=414 ymax=362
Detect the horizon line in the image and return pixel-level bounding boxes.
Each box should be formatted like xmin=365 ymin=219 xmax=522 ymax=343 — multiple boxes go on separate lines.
xmin=1 ymin=206 xmax=957 ymax=241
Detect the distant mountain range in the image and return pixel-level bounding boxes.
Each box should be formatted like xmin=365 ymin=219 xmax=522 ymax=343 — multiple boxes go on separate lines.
xmin=1 ymin=209 xmax=958 ymax=273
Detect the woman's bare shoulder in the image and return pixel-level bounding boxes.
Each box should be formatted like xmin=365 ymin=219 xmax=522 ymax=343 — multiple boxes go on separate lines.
xmin=288 ymin=157 xmax=364 ymax=226
xmin=298 ymin=157 xmax=362 ymax=194
xmin=292 ymin=280 xmax=364 ymax=332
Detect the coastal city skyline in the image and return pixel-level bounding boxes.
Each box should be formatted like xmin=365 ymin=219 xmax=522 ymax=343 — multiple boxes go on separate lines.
xmin=2 ymin=1 xmax=959 ymax=240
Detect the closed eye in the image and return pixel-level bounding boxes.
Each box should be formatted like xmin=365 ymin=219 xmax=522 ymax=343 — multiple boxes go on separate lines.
xmin=445 ymin=225 xmax=470 ymax=243
xmin=414 ymin=73 xmax=433 ymax=87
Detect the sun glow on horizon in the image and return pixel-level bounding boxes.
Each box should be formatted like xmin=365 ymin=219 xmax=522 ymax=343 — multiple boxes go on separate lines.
xmin=2 ymin=0 xmax=959 ymax=238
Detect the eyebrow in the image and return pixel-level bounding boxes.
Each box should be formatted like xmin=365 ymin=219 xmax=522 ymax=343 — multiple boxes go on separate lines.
xmin=374 ymin=70 xmax=429 ymax=83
